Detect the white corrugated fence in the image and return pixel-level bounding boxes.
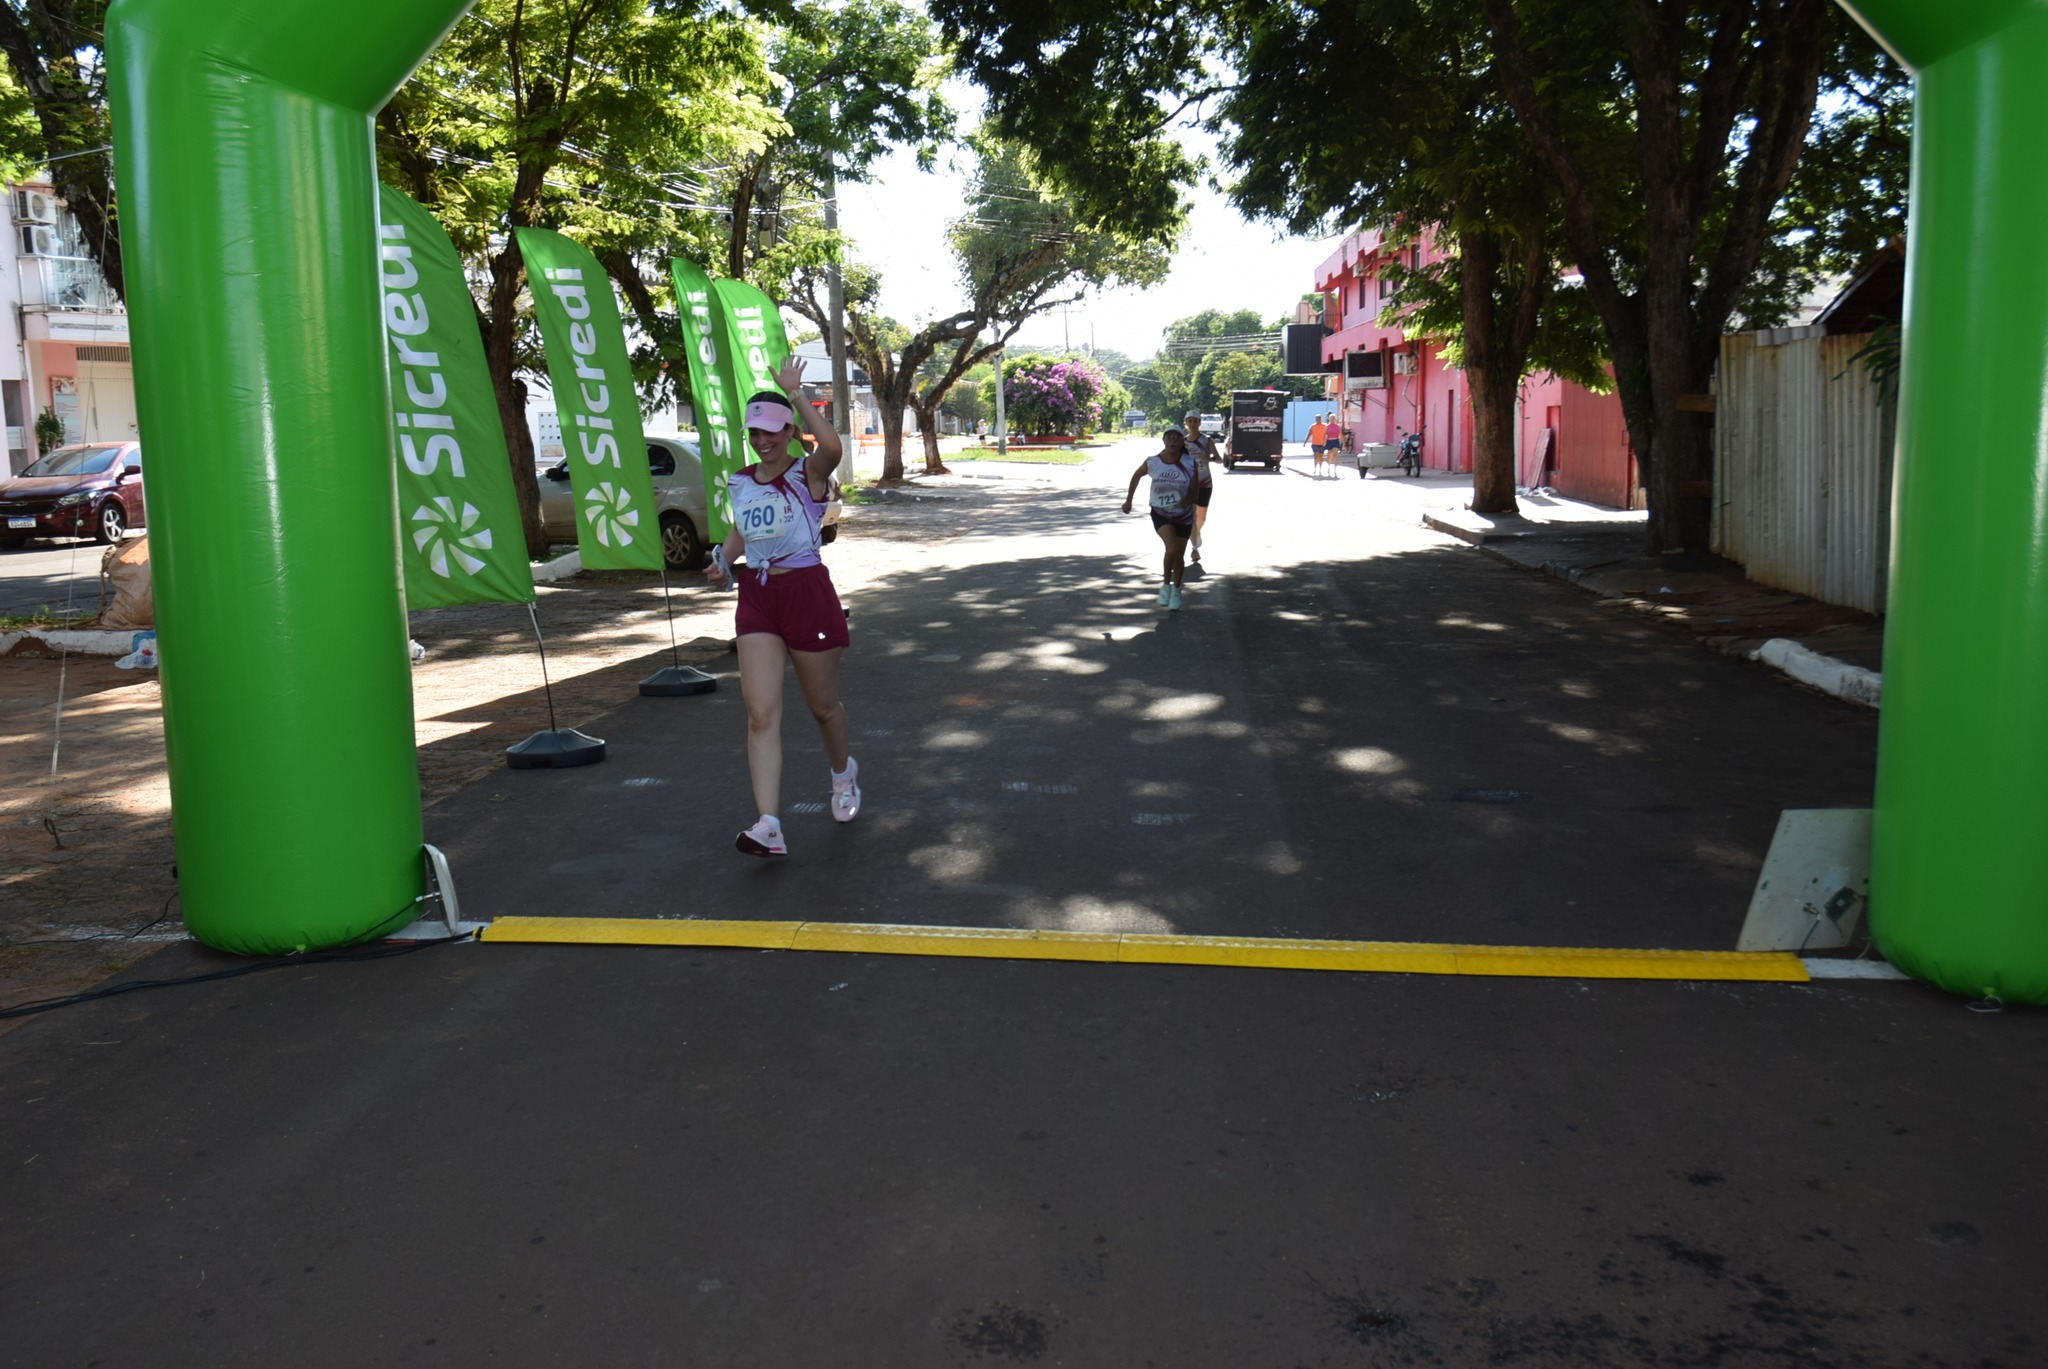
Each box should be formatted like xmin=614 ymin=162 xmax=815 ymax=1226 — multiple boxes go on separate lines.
xmin=1714 ymin=327 xmax=1895 ymax=615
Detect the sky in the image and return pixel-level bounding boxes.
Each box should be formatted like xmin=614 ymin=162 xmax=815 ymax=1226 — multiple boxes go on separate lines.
xmin=833 ymin=131 xmax=1344 ymax=366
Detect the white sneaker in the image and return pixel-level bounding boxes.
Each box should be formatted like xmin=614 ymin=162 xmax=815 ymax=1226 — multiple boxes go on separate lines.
xmin=831 ymin=757 xmax=861 ymax=823
xmin=1168 ymin=585 xmax=1183 ymax=610
xmin=736 ymin=815 xmax=787 ymax=857
xmin=1157 ymin=584 xmax=1172 ymax=606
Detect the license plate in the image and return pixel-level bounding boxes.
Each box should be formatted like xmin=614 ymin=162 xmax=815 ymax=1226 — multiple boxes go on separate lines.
xmin=6 ymin=516 xmax=33 ymax=529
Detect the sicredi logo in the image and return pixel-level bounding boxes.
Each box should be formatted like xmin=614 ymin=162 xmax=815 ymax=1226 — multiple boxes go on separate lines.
xmin=682 ymin=289 xmax=734 ymax=466
xmin=730 ymin=304 xmax=772 ymax=376
xmin=543 ymin=266 xmax=623 ymax=470
xmin=379 ymin=223 xmax=466 ymax=480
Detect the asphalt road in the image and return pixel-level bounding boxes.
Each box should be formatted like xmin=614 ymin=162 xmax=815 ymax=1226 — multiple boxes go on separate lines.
xmin=6 ymin=443 xmax=2042 ymax=1367
xmin=0 ymin=533 xmax=131 ymax=619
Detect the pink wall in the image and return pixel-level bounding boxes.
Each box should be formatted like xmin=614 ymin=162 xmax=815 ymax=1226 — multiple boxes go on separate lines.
xmin=1312 ymin=230 xmax=1635 ymax=506
xmin=1556 ymin=380 xmax=1638 ymax=508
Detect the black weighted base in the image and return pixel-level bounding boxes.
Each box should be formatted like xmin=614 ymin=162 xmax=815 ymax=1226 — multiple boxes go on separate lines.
xmin=638 ymin=665 xmax=718 ymax=697
xmin=506 ymin=728 xmax=607 ymax=769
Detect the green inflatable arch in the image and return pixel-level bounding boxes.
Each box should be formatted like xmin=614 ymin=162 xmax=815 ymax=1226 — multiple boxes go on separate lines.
xmin=107 ymin=0 xmax=471 ymax=954
xmin=1839 ymin=0 xmax=2048 ymax=1003
xmin=105 ymin=0 xmax=2048 ymax=998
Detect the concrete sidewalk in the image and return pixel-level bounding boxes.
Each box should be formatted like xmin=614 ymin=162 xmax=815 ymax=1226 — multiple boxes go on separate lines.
xmin=5 ymin=454 xmax=2040 ymax=1366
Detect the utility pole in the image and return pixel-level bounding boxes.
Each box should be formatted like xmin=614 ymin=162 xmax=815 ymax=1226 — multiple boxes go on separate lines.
xmin=823 ymin=164 xmax=855 ymax=484
xmin=992 ymin=324 xmax=1007 ymax=458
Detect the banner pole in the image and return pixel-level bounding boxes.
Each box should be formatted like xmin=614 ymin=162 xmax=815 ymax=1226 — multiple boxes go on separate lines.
xmin=527 ymin=601 xmax=560 ymax=734
xmin=638 ymin=561 xmax=719 ymax=696
xmin=504 ymin=601 xmax=606 ymax=769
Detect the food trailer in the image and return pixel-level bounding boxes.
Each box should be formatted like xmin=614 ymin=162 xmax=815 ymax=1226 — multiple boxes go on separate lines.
xmin=1224 ymin=389 xmax=1287 ymax=471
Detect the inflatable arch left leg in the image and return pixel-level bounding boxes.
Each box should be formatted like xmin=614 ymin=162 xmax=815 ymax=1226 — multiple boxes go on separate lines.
xmin=106 ymin=0 xmax=472 ymax=954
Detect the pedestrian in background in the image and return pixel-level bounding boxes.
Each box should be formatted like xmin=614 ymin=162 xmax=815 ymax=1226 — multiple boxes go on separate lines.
xmin=1307 ymin=413 xmax=1328 ymax=477
xmin=1182 ymin=409 xmax=1219 ymax=563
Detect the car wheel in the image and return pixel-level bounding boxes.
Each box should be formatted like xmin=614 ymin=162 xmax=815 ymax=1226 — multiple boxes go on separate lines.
xmin=0 ymin=536 xmax=26 ymax=550
xmin=96 ymin=502 xmax=126 ymax=544
xmin=660 ymin=510 xmax=705 ymax=570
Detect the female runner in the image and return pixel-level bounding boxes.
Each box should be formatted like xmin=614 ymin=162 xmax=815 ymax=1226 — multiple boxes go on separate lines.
xmin=705 ymin=358 xmax=860 ymax=857
xmin=1122 ymin=426 xmax=1198 ymax=610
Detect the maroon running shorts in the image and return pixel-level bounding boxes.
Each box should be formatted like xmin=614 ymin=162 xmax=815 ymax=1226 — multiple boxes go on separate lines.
xmin=735 ymin=563 xmax=850 ymax=652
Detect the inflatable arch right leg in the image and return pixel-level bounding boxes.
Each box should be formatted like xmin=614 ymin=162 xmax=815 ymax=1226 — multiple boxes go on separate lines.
xmin=1838 ymin=0 xmax=2048 ymax=1002
xmin=106 ymin=0 xmax=472 ymax=954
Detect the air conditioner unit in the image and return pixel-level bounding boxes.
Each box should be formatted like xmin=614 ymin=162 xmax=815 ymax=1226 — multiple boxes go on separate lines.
xmin=11 ymin=189 xmax=56 ymax=225
xmin=18 ymin=225 xmax=58 ymax=257
xmin=1392 ymin=351 xmax=1419 ymax=375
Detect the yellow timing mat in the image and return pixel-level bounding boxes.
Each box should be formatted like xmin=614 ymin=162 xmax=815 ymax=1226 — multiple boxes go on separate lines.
xmin=477 ymin=917 xmax=1810 ymax=983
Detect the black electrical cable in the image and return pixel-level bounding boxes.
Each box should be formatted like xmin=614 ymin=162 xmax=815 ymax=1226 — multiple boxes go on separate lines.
xmin=0 ymin=929 xmax=472 ymax=1020
xmin=5 ymin=886 xmax=181 ymax=949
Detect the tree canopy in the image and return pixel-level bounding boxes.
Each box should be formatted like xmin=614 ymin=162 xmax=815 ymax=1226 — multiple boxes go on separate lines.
xmin=932 ymin=0 xmax=1910 ymax=545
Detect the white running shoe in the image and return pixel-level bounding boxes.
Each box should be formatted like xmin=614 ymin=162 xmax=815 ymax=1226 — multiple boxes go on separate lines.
xmin=1168 ymin=585 xmax=1184 ymax=610
xmin=831 ymin=757 xmax=862 ymax=823
xmin=736 ymin=815 xmax=787 ymax=857
xmin=1157 ymin=584 xmax=1172 ymax=606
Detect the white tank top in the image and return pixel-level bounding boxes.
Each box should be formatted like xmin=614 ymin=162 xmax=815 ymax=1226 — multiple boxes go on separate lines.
xmin=1147 ymin=453 xmax=1197 ymax=519
xmin=729 ymin=465 xmax=825 ymax=577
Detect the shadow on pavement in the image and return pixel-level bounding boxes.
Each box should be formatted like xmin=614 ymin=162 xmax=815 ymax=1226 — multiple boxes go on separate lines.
xmin=425 ymin=535 xmax=1875 ymax=951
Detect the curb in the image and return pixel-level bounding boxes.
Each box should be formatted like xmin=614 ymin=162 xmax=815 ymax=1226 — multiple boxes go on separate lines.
xmin=1473 ymin=543 xmax=1882 ymax=709
xmin=1750 ymin=637 xmax=1882 ymax=708
xmin=531 ymin=550 xmax=583 ymax=583
xmin=0 ymin=627 xmax=139 ymax=657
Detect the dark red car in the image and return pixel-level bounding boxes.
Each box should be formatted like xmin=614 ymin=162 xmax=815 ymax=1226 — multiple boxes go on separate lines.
xmin=0 ymin=442 xmax=145 ymax=548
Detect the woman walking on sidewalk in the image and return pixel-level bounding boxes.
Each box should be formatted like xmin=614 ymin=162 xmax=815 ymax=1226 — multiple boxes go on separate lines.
xmin=1123 ymin=426 xmax=1199 ymax=610
xmin=705 ymin=358 xmax=862 ymax=857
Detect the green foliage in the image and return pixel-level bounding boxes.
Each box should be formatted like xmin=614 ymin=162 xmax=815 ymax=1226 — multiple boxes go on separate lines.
xmin=924 ymin=0 xmax=1203 ymax=245
xmin=0 ymin=66 xmax=40 ymax=183
xmin=378 ymin=0 xmax=782 ymax=415
xmin=1138 ymin=307 xmax=1322 ymax=420
xmin=0 ymin=0 xmax=122 ymax=297
xmin=33 ymin=406 xmax=65 ymax=452
xmin=788 ymin=133 xmax=1175 ymax=477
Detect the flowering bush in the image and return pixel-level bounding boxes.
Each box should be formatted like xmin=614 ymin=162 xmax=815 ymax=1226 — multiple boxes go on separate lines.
xmin=994 ymin=354 xmax=1111 ymax=436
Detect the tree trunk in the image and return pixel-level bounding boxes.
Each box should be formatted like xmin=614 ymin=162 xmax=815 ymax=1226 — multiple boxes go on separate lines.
xmin=912 ymin=401 xmax=951 ymax=474
xmin=1467 ymin=366 xmax=1520 ymax=514
xmin=879 ymin=404 xmax=907 ymax=482
xmin=484 ymin=239 xmax=549 ymax=558
xmin=1457 ymin=228 xmax=1520 ymax=515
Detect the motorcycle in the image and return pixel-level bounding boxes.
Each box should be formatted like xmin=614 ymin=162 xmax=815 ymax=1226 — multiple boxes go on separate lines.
xmin=1396 ymin=427 xmax=1422 ymax=477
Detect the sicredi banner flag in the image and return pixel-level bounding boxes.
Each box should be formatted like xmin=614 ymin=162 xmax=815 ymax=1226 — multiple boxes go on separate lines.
xmin=712 ymin=280 xmax=792 ymax=407
xmin=377 ymin=187 xmax=535 ymax=608
xmin=669 ymin=258 xmax=743 ymax=540
xmin=514 ymin=227 xmax=661 ymax=572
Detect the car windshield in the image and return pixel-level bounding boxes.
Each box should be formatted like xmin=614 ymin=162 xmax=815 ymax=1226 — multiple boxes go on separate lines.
xmin=19 ymin=445 xmax=122 ymax=478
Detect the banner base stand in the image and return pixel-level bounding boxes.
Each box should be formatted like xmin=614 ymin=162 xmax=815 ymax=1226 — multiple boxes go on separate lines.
xmin=507 ymin=728 xmax=606 ymax=769
xmin=639 ymin=665 xmax=718 ymax=696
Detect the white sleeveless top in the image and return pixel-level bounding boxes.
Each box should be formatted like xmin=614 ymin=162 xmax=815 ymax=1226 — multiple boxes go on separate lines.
xmin=1147 ymin=453 xmax=1198 ymax=521
xmin=729 ymin=464 xmax=826 ymax=579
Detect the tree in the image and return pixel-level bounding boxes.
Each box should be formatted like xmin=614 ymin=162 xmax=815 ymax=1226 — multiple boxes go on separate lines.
xmin=996 ymin=353 xmax=1111 ymax=436
xmin=0 ymin=1 xmax=120 ymax=299
xmin=723 ymin=0 xmax=953 ymax=283
xmin=788 ymin=136 xmax=1173 ymax=479
xmin=378 ymin=0 xmax=778 ymax=556
xmin=932 ymin=0 xmax=1910 ymax=547
xmin=1480 ymin=0 xmax=1902 ymax=547
xmin=1224 ymin=0 xmax=1604 ymax=514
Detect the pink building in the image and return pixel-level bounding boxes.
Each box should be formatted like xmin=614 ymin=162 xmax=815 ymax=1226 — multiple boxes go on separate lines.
xmin=1312 ymin=229 xmax=1639 ymax=509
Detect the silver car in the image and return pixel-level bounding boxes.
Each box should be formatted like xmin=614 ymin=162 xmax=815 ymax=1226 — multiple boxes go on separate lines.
xmin=539 ymin=432 xmax=840 ymax=570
